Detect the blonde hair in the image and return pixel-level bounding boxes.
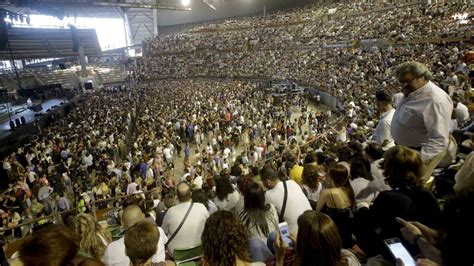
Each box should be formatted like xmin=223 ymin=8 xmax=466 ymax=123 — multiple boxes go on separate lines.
xmin=72 ymin=213 xmax=112 ymax=260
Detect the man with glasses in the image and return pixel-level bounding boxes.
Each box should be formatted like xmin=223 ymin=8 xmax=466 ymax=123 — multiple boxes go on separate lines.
xmin=391 ymin=61 xmax=453 ymax=184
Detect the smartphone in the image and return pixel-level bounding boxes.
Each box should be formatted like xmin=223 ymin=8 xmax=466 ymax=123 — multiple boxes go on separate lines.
xmin=384 ymin=238 xmax=416 ymax=266
xmin=278 ymin=222 xmax=293 ymax=245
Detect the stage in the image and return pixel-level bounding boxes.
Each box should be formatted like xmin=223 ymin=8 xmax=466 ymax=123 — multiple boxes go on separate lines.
xmin=0 ymin=98 xmax=67 ymax=139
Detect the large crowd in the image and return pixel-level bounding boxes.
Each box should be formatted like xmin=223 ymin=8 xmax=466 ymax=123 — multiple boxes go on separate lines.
xmin=1 ymin=0 xmax=474 ymax=265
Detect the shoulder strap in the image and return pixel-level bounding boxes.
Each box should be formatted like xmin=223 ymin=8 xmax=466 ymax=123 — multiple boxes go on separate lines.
xmin=165 ymin=202 xmax=194 ymax=248
xmin=279 ymin=181 xmax=288 ymax=222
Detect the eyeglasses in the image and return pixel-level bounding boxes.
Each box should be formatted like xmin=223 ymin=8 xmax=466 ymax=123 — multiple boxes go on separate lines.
xmin=399 ymin=76 xmax=419 ymax=84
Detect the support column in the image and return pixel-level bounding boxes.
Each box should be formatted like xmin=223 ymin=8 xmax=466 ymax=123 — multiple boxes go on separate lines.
xmin=263 ymin=4 xmax=266 ymax=17
xmin=153 ymin=9 xmax=158 ymax=35
xmin=79 ymin=44 xmax=87 ymax=78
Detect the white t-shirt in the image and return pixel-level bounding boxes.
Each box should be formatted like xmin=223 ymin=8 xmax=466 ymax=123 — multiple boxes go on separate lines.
xmin=192 ymin=175 xmax=204 ymax=189
xmin=162 ymin=202 xmax=209 ymax=256
xmin=265 ymin=180 xmax=311 ymax=235
xmin=350 ymin=178 xmax=374 ymax=204
xmin=103 ymin=227 xmax=167 ymax=266
xmin=214 ymin=190 xmax=241 ymax=211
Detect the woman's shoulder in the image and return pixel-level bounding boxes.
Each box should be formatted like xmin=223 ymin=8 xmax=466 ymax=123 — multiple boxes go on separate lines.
xmin=340 ymin=249 xmax=361 ymax=266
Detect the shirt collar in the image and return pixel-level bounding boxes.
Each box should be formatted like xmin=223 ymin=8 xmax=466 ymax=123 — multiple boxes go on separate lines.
xmin=407 ymin=81 xmax=431 ymax=99
xmin=379 ymin=108 xmax=393 ymax=119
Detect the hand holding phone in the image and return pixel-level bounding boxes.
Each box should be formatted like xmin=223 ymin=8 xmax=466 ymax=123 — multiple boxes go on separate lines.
xmin=278 ymin=222 xmax=293 ymax=246
xmin=384 ymin=238 xmax=415 ymax=266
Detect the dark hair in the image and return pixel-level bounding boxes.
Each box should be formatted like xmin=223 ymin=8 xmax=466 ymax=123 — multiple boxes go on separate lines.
xmin=328 ymin=164 xmax=355 ymax=208
xmin=215 ymin=176 xmax=234 ymax=201
xmin=239 ymin=182 xmax=272 ymax=237
xmin=350 ymin=156 xmax=373 ymax=181
xmin=19 ymin=225 xmax=81 ymax=266
xmin=336 ymin=146 xmax=352 ymax=163
xmin=442 ymin=189 xmax=474 ymax=266
xmin=260 ymin=164 xmax=278 ymax=181
xmin=202 ymin=211 xmax=251 ymax=266
xmin=375 ymin=89 xmax=392 ymax=103
xmin=304 ymin=151 xmax=317 ymax=164
xmin=296 ymin=211 xmax=343 ymax=266
xmin=192 ymin=189 xmax=209 ymax=210
xmin=366 ymin=143 xmax=383 ymax=160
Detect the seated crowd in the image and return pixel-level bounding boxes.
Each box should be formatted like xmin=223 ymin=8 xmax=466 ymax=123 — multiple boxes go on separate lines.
xmin=1 ymin=1 xmax=474 ymax=266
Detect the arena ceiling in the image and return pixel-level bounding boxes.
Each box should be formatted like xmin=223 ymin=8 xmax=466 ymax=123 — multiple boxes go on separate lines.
xmin=0 ymin=0 xmax=314 ymax=45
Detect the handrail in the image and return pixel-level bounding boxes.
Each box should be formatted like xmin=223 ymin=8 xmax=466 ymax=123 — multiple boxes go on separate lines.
xmin=0 ymin=187 xmax=161 ymax=233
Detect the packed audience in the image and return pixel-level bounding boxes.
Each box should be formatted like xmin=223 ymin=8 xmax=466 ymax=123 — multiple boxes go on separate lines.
xmin=1 ymin=1 xmax=474 ymax=266
xmin=143 ymin=2 xmax=470 ymax=55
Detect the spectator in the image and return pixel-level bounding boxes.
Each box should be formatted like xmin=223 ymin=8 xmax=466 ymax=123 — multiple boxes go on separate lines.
xmin=373 ymin=90 xmax=395 ymax=150
xmin=162 ymin=182 xmax=209 ymax=256
xmin=71 ymin=213 xmax=112 ymax=261
xmin=124 ymin=220 xmax=161 ymax=266
xmin=261 ymin=164 xmax=311 ymax=235
xmin=11 ymin=224 xmax=104 ymax=265
xmin=274 ymin=211 xmax=360 ymax=266
xmin=355 ymin=146 xmax=442 ymax=257
xmin=300 ymin=163 xmax=324 ymax=209
xmin=392 ymin=61 xmax=454 ymax=181
xmin=315 ymin=163 xmax=355 ymax=248
xmin=213 ymin=174 xmax=241 ymax=212
xmin=239 ymin=182 xmax=278 ymax=242
xmin=201 ymin=210 xmax=265 ymax=266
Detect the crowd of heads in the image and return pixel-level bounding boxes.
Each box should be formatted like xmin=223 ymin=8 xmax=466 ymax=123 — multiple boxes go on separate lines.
xmin=1 ymin=0 xmax=473 ymax=265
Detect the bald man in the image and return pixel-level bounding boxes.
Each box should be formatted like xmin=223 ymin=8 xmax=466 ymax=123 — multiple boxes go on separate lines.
xmin=103 ymin=205 xmax=168 ymax=265
xmin=162 ymin=182 xmax=209 ymax=256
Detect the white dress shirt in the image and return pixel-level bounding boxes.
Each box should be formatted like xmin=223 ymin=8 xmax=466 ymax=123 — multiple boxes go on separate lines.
xmin=391 ymin=81 xmax=453 ymax=162
xmin=373 ymin=108 xmax=395 ymax=150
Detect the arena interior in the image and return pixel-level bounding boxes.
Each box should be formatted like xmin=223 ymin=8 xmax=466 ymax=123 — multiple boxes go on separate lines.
xmin=0 ymin=0 xmax=473 ymax=265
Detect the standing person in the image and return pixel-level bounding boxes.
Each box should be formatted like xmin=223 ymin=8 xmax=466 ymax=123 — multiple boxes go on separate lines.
xmin=373 ymin=90 xmax=395 ymax=150
xmin=391 ymin=61 xmax=453 ymax=182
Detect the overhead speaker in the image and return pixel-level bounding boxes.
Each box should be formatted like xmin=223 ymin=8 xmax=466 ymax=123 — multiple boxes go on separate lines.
xmin=84 ymin=82 xmax=93 ymax=90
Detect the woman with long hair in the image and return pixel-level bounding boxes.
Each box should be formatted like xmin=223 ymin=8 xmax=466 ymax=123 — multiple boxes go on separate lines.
xmin=11 ymin=224 xmax=104 ymax=266
xmin=214 ymin=174 xmax=240 ymax=212
xmin=201 ymin=210 xmax=264 ymax=266
xmin=349 ymin=156 xmax=375 ymax=206
xmin=315 ymin=163 xmax=355 ymax=248
xmin=275 ymin=211 xmax=360 ymax=266
xmin=71 ymin=213 xmax=112 ymax=261
xmin=239 ymin=182 xmax=278 ymax=241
